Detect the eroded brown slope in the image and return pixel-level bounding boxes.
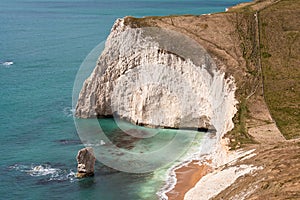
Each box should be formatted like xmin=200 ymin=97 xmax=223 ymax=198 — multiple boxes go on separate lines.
xmin=213 ymin=141 xmax=300 ymax=199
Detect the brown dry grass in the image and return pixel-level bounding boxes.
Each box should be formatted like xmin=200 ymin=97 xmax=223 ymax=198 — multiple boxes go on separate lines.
xmin=124 ymin=0 xmax=300 ymax=142
xmin=213 ymin=141 xmax=300 ymax=199
xmin=259 ymin=0 xmax=300 ymax=139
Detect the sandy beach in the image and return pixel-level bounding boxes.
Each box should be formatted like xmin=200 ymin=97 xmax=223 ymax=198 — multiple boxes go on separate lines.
xmin=166 ymin=160 xmax=212 ymax=200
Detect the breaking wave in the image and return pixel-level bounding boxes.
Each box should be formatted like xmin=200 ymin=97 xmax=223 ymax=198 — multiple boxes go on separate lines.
xmin=9 ymin=163 xmax=77 ymax=182
xmin=1 ymin=61 xmax=14 ymax=67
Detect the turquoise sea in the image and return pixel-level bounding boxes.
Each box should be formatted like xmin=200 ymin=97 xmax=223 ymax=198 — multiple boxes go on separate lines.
xmin=0 ymin=0 xmax=248 ymax=199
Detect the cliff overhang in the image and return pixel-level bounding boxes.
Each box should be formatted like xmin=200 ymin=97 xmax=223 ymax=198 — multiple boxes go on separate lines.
xmin=75 ymin=21 xmax=238 ymax=136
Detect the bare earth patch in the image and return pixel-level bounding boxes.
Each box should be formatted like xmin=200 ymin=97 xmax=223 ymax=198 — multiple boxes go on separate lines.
xmin=213 ymin=142 xmax=300 ymax=199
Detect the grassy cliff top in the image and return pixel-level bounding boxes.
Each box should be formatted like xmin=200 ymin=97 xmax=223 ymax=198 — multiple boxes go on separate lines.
xmin=259 ymin=0 xmax=300 ymax=139
xmin=124 ymin=0 xmax=300 ymax=142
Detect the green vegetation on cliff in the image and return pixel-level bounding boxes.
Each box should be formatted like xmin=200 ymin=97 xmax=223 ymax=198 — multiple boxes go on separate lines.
xmin=226 ymin=0 xmax=299 ymax=144
xmin=124 ymin=0 xmax=299 ymax=144
xmin=259 ymin=0 xmax=300 ymax=139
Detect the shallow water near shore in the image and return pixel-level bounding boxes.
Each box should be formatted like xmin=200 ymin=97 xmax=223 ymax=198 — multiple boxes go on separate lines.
xmin=1 ymin=0 xmax=249 ymax=199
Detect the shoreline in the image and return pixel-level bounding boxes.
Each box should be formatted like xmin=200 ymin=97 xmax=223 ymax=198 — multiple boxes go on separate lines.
xmin=157 ymin=136 xmax=258 ymax=200
xmin=165 ymin=160 xmax=212 ymax=200
xmin=157 ymin=133 xmax=218 ymax=200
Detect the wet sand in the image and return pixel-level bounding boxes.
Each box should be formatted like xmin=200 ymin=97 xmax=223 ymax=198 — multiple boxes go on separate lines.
xmin=166 ymin=160 xmax=212 ymax=200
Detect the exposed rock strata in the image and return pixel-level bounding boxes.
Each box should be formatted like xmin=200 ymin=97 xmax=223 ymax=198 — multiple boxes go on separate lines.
xmin=75 ymin=19 xmax=237 ymax=134
xmin=76 ymin=147 xmax=96 ymax=178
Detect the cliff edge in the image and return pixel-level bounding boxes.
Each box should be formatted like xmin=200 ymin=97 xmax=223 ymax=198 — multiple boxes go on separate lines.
xmin=75 ymin=16 xmax=238 ymax=134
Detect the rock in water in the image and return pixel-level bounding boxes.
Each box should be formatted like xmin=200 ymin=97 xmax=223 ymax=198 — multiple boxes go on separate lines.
xmin=76 ymin=147 xmax=96 ymax=178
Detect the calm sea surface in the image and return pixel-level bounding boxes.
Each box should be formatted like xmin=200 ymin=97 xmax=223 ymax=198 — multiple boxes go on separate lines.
xmin=0 ymin=0 xmax=248 ymax=199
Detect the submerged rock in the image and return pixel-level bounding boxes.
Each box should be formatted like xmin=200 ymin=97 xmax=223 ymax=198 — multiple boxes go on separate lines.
xmin=76 ymin=147 xmax=96 ymax=178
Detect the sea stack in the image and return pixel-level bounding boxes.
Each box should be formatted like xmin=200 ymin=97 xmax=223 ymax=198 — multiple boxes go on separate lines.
xmin=76 ymin=147 xmax=96 ymax=178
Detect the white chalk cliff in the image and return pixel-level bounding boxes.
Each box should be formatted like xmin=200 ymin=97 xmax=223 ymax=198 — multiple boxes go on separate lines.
xmin=75 ymin=18 xmax=237 ymax=135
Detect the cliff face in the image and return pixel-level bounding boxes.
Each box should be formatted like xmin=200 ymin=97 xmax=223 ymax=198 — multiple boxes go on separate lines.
xmin=75 ymin=0 xmax=294 ymax=145
xmin=74 ymin=0 xmax=300 ymax=198
xmin=75 ymin=19 xmax=237 ymax=134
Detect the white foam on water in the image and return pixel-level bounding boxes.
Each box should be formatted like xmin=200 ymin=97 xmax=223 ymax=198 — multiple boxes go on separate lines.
xmin=157 ymin=160 xmax=190 ymax=200
xmin=9 ymin=164 xmax=77 ymax=182
xmin=2 ymin=61 xmax=14 ymax=66
xmin=63 ymin=107 xmax=75 ymax=117
xmin=49 ymin=170 xmax=77 ymax=182
xmin=156 ymin=138 xmax=257 ymax=199
xmin=27 ymin=164 xmax=59 ymax=176
xmin=156 ymin=132 xmax=212 ymax=200
xmin=1 ymin=61 xmax=14 ymax=68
